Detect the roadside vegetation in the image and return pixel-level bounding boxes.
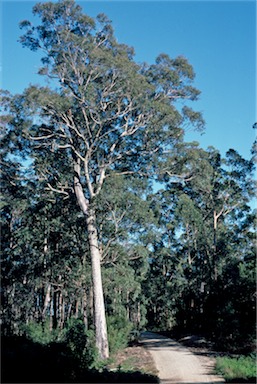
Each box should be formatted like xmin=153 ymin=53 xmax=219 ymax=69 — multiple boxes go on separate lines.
xmin=215 ymin=355 xmax=256 ymax=383
xmin=2 ymin=318 xmax=158 ymax=383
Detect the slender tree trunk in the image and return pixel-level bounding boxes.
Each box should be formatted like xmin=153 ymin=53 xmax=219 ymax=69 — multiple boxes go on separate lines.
xmin=75 ymin=300 xmax=79 ymax=319
xmin=34 ymin=287 xmax=40 ymax=321
xmin=53 ymin=290 xmax=58 ymax=330
xmin=42 ymin=283 xmax=51 ymax=320
xmin=73 ymin=160 xmax=109 ymax=359
xmin=137 ymin=302 xmax=141 ymax=326
xmin=89 ymin=287 xmax=94 ymax=321
xmin=126 ymin=291 xmax=130 ymax=320
xmin=186 ymin=223 xmax=192 ymax=266
xmin=62 ymin=297 xmax=65 ymax=328
xmin=49 ymin=296 xmax=53 ymax=332
xmin=67 ymin=303 xmax=72 ymax=319
xmin=213 ymin=210 xmax=218 ymax=281
xmin=58 ymin=292 xmax=64 ymax=329
xmin=83 ymin=292 xmax=88 ymax=330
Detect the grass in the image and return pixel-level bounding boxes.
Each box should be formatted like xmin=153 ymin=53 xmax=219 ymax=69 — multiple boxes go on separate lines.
xmin=118 ymin=356 xmax=138 ymax=372
xmin=215 ymin=355 xmax=256 ymax=383
xmin=107 ymin=345 xmax=159 ymax=376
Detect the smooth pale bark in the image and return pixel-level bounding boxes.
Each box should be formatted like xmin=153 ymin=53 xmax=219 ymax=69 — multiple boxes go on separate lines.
xmin=42 ymin=283 xmax=51 ymax=318
xmin=83 ymin=293 xmax=88 ymax=330
xmin=75 ymin=300 xmax=79 ymax=319
xmin=67 ymin=303 xmax=72 ymax=319
xmin=74 ymin=162 xmax=109 ymax=359
xmin=86 ymin=207 xmax=109 ymax=359
xmin=53 ymin=290 xmax=58 ymax=330
xmin=58 ymin=292 xmax=65 ymax=329
xmin=213 ymin=210 xmax=219 ymax=281
xmin=137 ymin=302 xmax=141 ymax=326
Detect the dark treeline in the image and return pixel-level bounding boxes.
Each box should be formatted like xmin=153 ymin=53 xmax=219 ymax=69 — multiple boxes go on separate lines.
xmin=0 ymin=1 xmax=256 ymax=377
xmin=144 ymin=144 xmax=256 ymax=352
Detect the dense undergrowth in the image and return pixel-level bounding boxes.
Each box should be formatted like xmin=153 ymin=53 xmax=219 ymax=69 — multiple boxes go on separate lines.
xmin=215 ymin=355 xmax=256 ymax=383
xmin=1 ymin=317 xmax=158 ymax=383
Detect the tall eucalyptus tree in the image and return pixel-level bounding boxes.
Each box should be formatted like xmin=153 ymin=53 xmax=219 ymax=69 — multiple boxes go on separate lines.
xmin=4 ymin=0 xmax=203 ymax=358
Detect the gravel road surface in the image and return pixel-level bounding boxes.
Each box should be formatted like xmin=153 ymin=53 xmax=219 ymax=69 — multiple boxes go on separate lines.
xmin=140 ymin=331 xmax=225 ymax=384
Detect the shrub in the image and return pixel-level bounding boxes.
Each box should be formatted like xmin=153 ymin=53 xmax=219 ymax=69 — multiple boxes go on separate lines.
xmin=107 ymin=315 xmax=133 ymax=353
xmin=215 ymin=355 xmax=256 ymax=382
xmin=22 ymin=318 xmax=99 ymax=369
xmin=63 ymin=318 xmax=98 ymax=368
xmin=21 ymin=320 xmax=59 ymax=344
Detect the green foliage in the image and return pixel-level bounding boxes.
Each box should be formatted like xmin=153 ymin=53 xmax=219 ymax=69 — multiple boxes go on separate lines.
xmin=21 ymin=320 xmax=59 ymax=344
xmin=144 ymin=143 xmax=256 ymax=353
xmin=2 ymin=334 xmax=159 ymax=383
xmin=22 ymin=318 xmax=98 ymax=368
xmin=63 ymin=318 xmax=98 ymax=368
xmin=204 ymin=258 xmax=256 ymax=352
xmin=118 ymin=357 xmax=138 ymax=372
xmin=7 ymin=0 xmax=203 ymax=358
xmin=107 ymin=315 xmax=133 ymax=353
xmin=215 ymin=355 xmax=256 ymax=382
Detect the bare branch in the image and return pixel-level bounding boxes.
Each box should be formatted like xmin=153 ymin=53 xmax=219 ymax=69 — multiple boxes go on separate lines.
xmin=162 ymin=170 xmax=196 ymax=182
xmin=83 ymin=154 xmax=95 ymax=198
xmin=45 ymin=183 xmax=73 ymax=198
xmin=30 ymin=134 xmax=55 ymax=140
xmin=223 ymin=203 xmax=240 ymax=216
xmin=95 ymin=167 xmax=106 ymax=196
xmin=74 ymin=158 xmax=90 ymax=214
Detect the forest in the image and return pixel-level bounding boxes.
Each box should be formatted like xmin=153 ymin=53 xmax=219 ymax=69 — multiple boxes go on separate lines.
xmin=1 ymin=0 xmax=256 ymax=382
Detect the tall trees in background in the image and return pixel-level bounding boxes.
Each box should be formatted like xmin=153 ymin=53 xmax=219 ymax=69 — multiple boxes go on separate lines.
xmin=144 ymin=142 xmax=256 ymax=350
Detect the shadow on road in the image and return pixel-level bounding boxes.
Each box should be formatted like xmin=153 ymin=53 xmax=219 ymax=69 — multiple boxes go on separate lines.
xmin=140 ymin=331 xmax=193 ymax=352
xmin=160 ymin=380 xmax=224 ymax=384
xmin=160 ymin=381 xmax=255 ymax=384
xmin=160 ymin=381 xmax=224 ymax=384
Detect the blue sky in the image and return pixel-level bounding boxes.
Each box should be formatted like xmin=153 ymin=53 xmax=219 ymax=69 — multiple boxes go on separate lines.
xmin=1 ymin=0 xmax=256 ymax=160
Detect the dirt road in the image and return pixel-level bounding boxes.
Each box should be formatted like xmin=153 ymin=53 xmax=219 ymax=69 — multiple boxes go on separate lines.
xmin=140 ymin=331 xmax=225 ymax=384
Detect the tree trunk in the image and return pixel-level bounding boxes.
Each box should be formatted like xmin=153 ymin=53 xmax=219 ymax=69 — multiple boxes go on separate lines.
xmin=83 ymin=292 xmax=88 ymax=330
xmin=42 ymin=283 xmax=51 ymax=319
xmin=75 ymin=300 xmax=79 ymax=319
xmin=52 ymin=290 xmax=58 ymax=330
xmin=89 ymin=287 xmax=94 ymax=322
xmin=137 ymin=302 xmax=141 ymax=326
xmin=73 ymin=161 xmax=109 ymax=359
xmin=86 ymin=207 xmax=109 ymax=359
xmin=67 ymin=303 xmax=72 ymax=319
xmin=58 ymin=292 xmax=65 ymax=329
xmin=126 ymin=291 xmax=130 ymax=320
xmin=49 ymin=297 xmax=53 ymax=332
xmin=213 ymin=210 xmax=218 ymax=281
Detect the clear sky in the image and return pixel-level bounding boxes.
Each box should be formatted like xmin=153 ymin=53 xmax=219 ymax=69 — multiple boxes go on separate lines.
xmin=1 ymin=0 xmax=256 ymax=160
